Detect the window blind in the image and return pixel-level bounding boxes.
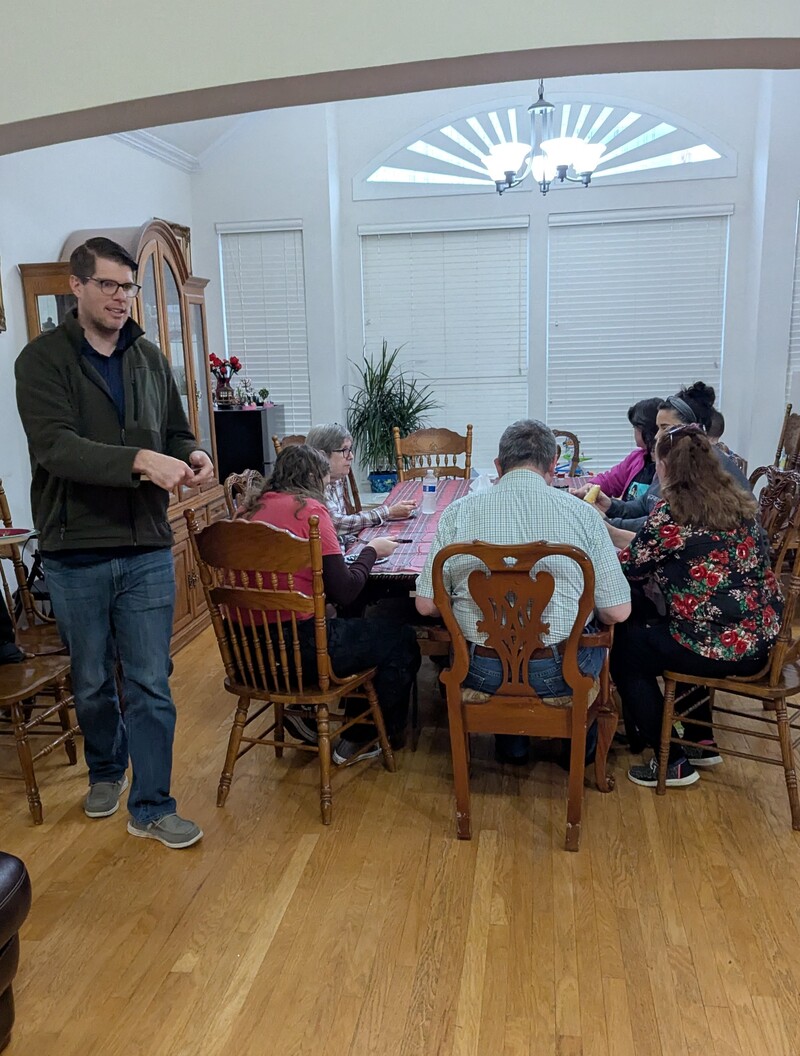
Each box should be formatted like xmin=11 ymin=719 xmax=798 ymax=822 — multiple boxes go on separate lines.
xmin=360 ymin=226 xmax=528 ymax=471
xmin=219 ymin=228 xmax=311 ymax=432
xmin=785 ymin=211 xmax=800 ymax=401
xmin=547 ymin=213 xmax=729 ymax=471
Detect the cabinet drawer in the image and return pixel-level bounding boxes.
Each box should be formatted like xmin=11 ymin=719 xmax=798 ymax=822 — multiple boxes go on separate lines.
xmin=207 ymin=496 xmax=229 ymax=523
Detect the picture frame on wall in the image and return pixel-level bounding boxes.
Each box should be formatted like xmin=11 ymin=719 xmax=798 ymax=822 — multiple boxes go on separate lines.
xmin=0 ymin=259 xmax=6 ymax=332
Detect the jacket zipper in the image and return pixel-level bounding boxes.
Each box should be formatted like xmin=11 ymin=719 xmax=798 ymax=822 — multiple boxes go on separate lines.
xmin=121 ymin=426 xmax=139 ymax=547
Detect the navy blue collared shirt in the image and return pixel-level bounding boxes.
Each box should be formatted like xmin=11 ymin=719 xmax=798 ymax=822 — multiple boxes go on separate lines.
xmin=81 ymin=336 xmax=126 ymax=423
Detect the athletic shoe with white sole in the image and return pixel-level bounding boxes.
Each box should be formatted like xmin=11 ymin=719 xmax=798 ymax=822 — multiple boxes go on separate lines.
xmin=684 ymin=742 xmax=723 ymax=768
xmin=84 ymin=775 xmax=129 ymax=818
xmin=628 ymin=756 xmax=699 ymax=788
xmin=127 ymin=813 xmax=203 ymax=849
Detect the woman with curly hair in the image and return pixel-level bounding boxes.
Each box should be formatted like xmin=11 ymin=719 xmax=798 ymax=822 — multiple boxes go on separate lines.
xmin=242 ymin=444 xmax=420 ymax=762
xmin=610 ymin=424 xmax=783 ymax=788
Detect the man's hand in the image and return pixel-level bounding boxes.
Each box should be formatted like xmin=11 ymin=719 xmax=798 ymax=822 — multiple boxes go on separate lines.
xmin=387 ymin=501 xmax=416 ymax=521
xmin=132 ymin=450 xmax=196 ymax=491
xmin=189 ymin=450 xmax=215 ymax=484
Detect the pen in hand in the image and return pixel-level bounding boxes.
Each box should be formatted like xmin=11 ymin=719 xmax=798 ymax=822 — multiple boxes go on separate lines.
xmin=393 ymin=538 xmax=414 ymax=543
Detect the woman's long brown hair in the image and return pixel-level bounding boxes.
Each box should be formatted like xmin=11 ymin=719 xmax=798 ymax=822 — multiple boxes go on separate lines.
xmin=241 ymin=444 xmax=330 ymax=519
xmin=655 ymin=426 xmax=756 ymax=530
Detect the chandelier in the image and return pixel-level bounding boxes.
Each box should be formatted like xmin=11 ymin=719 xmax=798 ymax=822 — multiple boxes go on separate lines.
xmin=484 ymin=80 xmax=607 ymax=196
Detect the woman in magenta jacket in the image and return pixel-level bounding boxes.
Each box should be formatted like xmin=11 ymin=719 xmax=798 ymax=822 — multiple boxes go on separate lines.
xmin=590 ymin=397 xmax=662 ymax=500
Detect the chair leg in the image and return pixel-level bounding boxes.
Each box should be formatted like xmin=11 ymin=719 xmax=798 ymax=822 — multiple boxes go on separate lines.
xmin=217 ymin=695 xmax=249 ymax=807
xmin=55 ymin=680 xmax=77 ymax=765
xmin=657 ymin=679 xmax=677 ymax=796
xmin=10 ymin=700 xmax=43 ymax=825
xmin=317 ymin=704 xmax=332 ymax=825
xmin=447 ymin=701 xmax=471 ymax=839
xmin=274 ymin=702 xmax=285 ymax=759
xmin=366 ymin=681 xmax=396 ymax=773
xmin=594 ymin=701 xmax=616 ymax=794
xmin=565 ymin=717 xmax=587 ymax=852
xmin=774 ymin=697 xmax=800 ymax=830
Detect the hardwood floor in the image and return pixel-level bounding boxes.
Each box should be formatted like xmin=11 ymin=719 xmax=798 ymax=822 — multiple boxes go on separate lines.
xmin=3 ymin=628 xmax=800 ymax=1055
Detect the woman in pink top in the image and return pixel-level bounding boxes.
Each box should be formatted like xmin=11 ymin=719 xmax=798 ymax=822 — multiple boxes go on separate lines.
xmin=243 ymin=445 xmax=420 ymax=763
xmin=589 ymin=397 xmax=662 ymax=500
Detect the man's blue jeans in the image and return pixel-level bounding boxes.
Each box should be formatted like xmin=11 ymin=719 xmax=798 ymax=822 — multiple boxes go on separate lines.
xmin=43 ymin=549 xmax=177 ymax=823
xmin=464 ymin=643 xmax=605 ymax=758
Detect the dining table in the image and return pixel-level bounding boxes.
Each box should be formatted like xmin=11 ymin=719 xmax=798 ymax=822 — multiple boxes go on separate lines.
xmin=348 ymin=477 xmax=472 ymax=577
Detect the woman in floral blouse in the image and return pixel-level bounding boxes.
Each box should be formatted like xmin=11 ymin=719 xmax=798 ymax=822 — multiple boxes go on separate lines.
xmin=610 ymin=424 xmax=783 ymax=789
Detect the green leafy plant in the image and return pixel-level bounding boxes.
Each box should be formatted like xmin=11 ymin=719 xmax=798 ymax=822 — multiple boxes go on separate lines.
xmin=347 ymin=340 xmax=439 ymax=473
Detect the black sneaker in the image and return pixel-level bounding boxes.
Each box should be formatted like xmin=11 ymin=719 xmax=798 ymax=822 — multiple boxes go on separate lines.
xmin=282 ymin=709 xmax=318 ymax=745
xmin=684 ymin=742 xmax=723 ymax=768
xmin=628 ymin=756 xmax=699 ymax=788
xmin=332 ymin=738 xmax=382 ymax=765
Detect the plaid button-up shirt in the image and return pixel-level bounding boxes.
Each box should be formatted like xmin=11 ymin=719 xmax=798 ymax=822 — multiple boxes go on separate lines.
xmin=416 ymin=468 xmax=630 ymax=645
xmin=325 ymin=478 xmax=388 ymax=549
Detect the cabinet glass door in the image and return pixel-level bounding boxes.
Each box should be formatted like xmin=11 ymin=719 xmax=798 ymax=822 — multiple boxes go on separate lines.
xmin=162 ymin=261 xmax=190 ymax=423
xmin=139 ymin=254 xmax=160 ymax=345
xmin=188 ymin=301 xmax=213 ymax=453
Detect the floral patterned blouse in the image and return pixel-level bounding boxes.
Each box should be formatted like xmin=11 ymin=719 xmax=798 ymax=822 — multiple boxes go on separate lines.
xmin=619 ymin=499 xmax=784 ymax=660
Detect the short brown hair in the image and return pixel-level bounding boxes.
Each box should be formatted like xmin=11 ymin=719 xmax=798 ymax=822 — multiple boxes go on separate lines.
xmin=69 ymin=237 xmax=138 ymax=281
xmin=655 ymin=425 xmax=756 ymax=530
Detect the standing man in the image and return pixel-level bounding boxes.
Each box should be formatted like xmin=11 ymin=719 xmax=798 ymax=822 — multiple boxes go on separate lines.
xmin=415 ymin=419 xmax=630 ymax=764
xmin=15 ymin=237 xmax=213 ymax=848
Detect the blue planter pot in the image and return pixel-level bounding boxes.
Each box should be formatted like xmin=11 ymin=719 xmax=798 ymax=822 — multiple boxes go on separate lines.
xmin=368 ymin=470 xmax=398 ymax=493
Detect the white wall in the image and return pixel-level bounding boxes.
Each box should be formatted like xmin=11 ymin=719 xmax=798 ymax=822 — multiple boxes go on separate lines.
xmin=0 ymin=137 xmax=192 ymax=523
xmin=189 ymin=68 xmax=800 ymax=473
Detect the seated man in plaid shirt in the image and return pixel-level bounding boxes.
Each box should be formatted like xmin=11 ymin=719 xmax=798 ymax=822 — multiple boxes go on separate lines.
xmin=306 ymin=424 xmax=415 ymax=549
xmin=415 ymin=419 xmax=630 ymax=764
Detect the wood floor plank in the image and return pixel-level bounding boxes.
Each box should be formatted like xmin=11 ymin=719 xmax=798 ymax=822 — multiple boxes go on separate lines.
xmin=3 ymin=637 xmax=800 ymax=1056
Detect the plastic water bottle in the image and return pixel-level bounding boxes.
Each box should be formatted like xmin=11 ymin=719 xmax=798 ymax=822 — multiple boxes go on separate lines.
xmin=421 ymin=469 xmax=438 ymax=514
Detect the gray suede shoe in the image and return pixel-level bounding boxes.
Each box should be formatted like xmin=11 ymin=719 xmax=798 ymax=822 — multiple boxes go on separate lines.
xmin=84 ymin=775 xmax=129 ymax=818
xmin=127 ymin=813 xmax=203 ymax=849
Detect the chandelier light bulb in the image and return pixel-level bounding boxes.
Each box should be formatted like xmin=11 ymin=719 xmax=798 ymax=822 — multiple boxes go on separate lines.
xmin=569 ymin=141 xmax=606 ymax=176
xmin=483 ymin=142 xmax=531 ymax=183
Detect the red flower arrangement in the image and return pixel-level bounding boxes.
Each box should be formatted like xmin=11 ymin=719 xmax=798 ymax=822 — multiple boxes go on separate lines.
xmin=209 ymin=353 xmax=242 ymax=382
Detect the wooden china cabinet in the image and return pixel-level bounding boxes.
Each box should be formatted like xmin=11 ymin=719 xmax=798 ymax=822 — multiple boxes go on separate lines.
xmin=19 ymin=219 xmax=227 ymax=652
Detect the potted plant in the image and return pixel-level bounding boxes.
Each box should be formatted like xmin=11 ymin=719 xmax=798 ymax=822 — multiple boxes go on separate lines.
xmin=347 ymin=340 xmax=439 ymax=492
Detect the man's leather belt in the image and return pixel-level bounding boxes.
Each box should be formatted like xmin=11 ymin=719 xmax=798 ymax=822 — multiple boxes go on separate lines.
xmin=472 ymin=640 xmax=567 ymax=661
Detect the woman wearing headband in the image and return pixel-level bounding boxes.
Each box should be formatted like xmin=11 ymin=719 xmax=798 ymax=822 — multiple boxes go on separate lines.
xmin=610 ymin=425 xmax=781 ymax=789
xmin=591 ymin=382 xmax=750 ymax=537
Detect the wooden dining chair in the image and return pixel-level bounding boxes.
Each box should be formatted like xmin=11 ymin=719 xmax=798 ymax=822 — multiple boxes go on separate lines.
xmin=0 ymin=478 xmax=64 ymax=656
xmin=392 ymin=425 xmax=473 ymax=482
xmin=551 ymin=429 xmax=581 ymax=476
xmin=657 ymin=530 xmax=800 ymax=829
xmin=185 ymin=510 xmax=395 ymax=824
xmin=222 ymin=469 xmax=266 ymax=519
xmin=272 ymin=433 xmax=362 ymax=514
xmin=0 ymin=656 xmax=78 ymax=823
xmin=750 ymin=465 xmax=800 ymax=571
xmin=772 ymin=403 xmax=800 ymax=471
xmin=431 ymin=540 xmax=616 ymax=851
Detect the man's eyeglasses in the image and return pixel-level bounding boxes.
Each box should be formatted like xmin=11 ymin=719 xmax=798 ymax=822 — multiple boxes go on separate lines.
xmin=84 ymin=277 xmax=142 ymax=298
xmin=331 ymin=447 xmax=354 ymax=457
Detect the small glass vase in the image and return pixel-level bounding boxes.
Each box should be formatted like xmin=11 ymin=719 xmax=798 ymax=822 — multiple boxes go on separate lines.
xmin=215 ymin=379 xmax=235 ymax=408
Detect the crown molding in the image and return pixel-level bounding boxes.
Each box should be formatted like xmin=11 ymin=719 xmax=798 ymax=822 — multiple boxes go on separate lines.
xmin=113 ymin=130 xmax=200 ymax=173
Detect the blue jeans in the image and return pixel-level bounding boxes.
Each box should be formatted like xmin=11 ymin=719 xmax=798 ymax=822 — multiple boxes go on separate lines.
xmin=464 ymin=643 xmax=605 ymax=758
xmin=43 ymin=549 xmax=177 ymax=823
